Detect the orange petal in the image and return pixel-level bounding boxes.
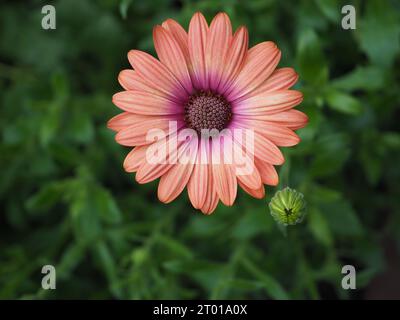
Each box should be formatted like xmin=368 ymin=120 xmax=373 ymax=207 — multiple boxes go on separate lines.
xmin=218 ymin=26 xmax=249 ymax=94
xmin=235 ymin=118 xmax=301 ymax=146
xmin=234 ymin=90 xmax=303 ymax=115
xmin=112 ymin=90 xmax=182 ymax=115
xmin=128 ymin=50 xmax=188 ymax=102
xmin=116 ymin=117 xmax=183 ymax=146
xmin=200 ymin=183 xmax=219 ymax=214
xmin=235 ymin=109 xmax=308 ymax=130
xmin=200 ymin=162 xmax=219 ymax=215
xmin=231 ymin=137 xmax=262 ymax=189
xmin=231 ymin=122 xmax=285 ymax=164
xmin=107 ymin=112 xmax=177 ymax=132
xmin=158 ymin=139 xmax=198 ymax=203
xmin=188 ymin=12 xmax=208 ymax=90
xmin=123 ymin=145 xmax=149 ymax=172
xmin=253 ymin=132 xmax=285 ymax=165
xmin=258 ymin=126 xmax=300 ymax=147
xmin=162 ymin=19 xmax=189 ymax=57
xmin=107 ymin=112 xmax=150 ymax=132
xmin=118 ymin=70 xmax=168 ymax=98
xmin=236 ymin=167 xmax=262 ymax=191
xmin=153 ymin=26 xmax=193 ymax=94
xmin=254 ymin=158 xmax=279 ymax=186
xmin=238 ymin=180 xmax=265 ymax=199
xmin=161 ymin=19 xmax=193 ymax=77
xmin=226 ymin=42 xmax=281 ymax=101
xmin=211 ymin=136 xmax=237 ymax=206
xmin=135 ymin=135 xmax=186 ymax=184
xmin=238 ymin=67 xmax=298 ymax=101
xmin=187 ymin=139 xmax=209 ymax=209
xmin=206 ymin=12 xmax=232 ymax=91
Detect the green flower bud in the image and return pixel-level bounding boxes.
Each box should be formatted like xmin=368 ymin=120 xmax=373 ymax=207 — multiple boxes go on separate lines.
xmin=131 ymin=247 xmax=148 ymax=265
xmin=269 ymin=187 xmax=306 ymax=226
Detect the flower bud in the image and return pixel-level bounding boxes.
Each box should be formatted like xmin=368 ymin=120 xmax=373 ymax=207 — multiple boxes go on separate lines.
xmin=269 ymin=187 xmax=306 ymax=226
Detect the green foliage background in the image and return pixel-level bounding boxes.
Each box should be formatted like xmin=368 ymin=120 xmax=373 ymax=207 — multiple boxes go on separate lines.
xmin=1 ymin=0 xmax=399 ymax=299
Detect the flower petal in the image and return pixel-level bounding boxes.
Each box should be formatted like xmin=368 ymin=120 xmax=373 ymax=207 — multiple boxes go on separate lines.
xmin=118 ymin=70 xmax=169 ymax=99
xmin=235 ymin=109 xmax=308 ymax=130
xmin=123 ymin=145 xmax=149 ymax=172
xmin=200 ymin=164 xmax=219 ymax=214
xmin=234 ymin=118 xmax=301 ymax=146
xmin=158 ymin=138 xmax=198 ymax=203
xmin=135 ymin=135 xmax=186 ymax=184
xmin=253 ymin=132 xmax=285 ymax=165
xmin=218 ymin=26 xmax=249 ymax=94
xmin=237 ymin=67 xmax=298 ymax=102
xmin=108 ymin=112 xmax=177 ymax=132
xmin=115 ymin=117 xmax=183 ymax=146
xmin=162 ymin=19 xmax=189 ymax=57
xmin=254 ymin=158 xmax=279 ymax=186
xmin=153 ymin=25 xmax=193 ymax=94
xmin=262 ymin=110 xmax=308 ymax=130
xmin=188 ymin=12 xmax=208 ymax=90
xmin=233 ymin=90 xmax=303 ymax=115
xmin=206 ymin=12 xmax=232 ymax=91
xmin=107 ymin=112 xmax=148 ymax=132
xmin=231 ymin=137 xmax=261 ymax=189
xmin=238 ymin=180 xmax=265 ymax=199
xmin=187 ymin=138 xmax=209 ymax=209
xmin=161 ymin=19 xmax=194 ymax=79
xmin=128 ymin=50 xmax=188 ymax=102
xmin=232 ymin=122 xmax=285 ymax=165
xmin=112 ymin=90 xmax=182 ymax=115
xmin=211 ymin=134 xmax=237 ymax=206
xmin=226 ymin=41 xmax=281 ymax=101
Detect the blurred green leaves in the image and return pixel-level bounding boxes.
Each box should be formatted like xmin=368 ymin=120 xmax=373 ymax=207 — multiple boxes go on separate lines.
xmin=325 ymin=89 xmax=362 ymax=115
xmin=1 ymin=0 xmax=400 ymax=300
xmin=331 ymin=66 xmax=385 ymax=91
xmin=357 ymin=0 xmax=400 ymax=68
xmin=297 ymin=29 xmax=328 ymax=86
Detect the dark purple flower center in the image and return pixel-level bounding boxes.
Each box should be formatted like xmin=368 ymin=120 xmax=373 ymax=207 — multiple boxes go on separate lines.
xmin=184 ymin=91 xmax=232 ymax=134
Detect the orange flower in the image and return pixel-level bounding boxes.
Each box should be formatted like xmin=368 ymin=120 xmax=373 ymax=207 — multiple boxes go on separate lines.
xmin=108 ymin=12 xmax=307 ymax=214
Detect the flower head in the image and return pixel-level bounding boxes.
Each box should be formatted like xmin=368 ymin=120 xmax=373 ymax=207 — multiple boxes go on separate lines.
xmin=108 ymin=12 xmax=308 ymax=214
xmin=269 ymin=187 xmax=306 ymax=225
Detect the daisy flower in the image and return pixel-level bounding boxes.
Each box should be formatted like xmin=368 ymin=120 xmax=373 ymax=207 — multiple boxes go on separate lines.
xmin=108 ymin=12 xmax=307 ymax=214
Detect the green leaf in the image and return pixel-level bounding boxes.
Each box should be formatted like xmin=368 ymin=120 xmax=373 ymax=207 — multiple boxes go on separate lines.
xmin=156 ymin=235 xmax=193 ymax=259
xmin=70 ymin=189 xmax=102 ymax=245
xmin=57 ymin=244 xmax=85 ymax=280
xmin=232 ymin=210 xmax=268 ymax=240
xmin=225 ymin=279 xmax=264 ymax=291
xmin=314 ymin=0 xmax=340 ymax=23
xmin=51 ymin=72 xmax=69 ymax=103
xmin=360 ymin=146 xmax=382 ymax=186
xmin=26 ymin=181 xmax=66 ymax=212
xmin=297 ymin=29 xmax=328 ymax=85
xmin=241 ymin=259 xmax=289 ymax=300
xmin=163 ymin=260 xmax=226 ymax=292
xmin=357 ymin=0 xmax=400 ymax=68
xmin=119 ymin=0 xmax=132 ymax=19
xmin=325 ymin=89 xmax=362 ymax=115
xmin=68 ymin=112 xmax=94 ymax=144
xmin=310 ymin=133 xmax=351 ymax=177
xmin=382 ymin=132 xmax=400 ymax=149
xmin=308 ymin=207 xmax=333 ymax=247
xmin=93 ymin=187 xmax=122 ymax=224
xmin=39 ymin=103 xmax=61 ymax=146
xmin=331 ymin=66 xmax=385 ymax=91
xmin=94 ymin=241 xmax=123 ymax=298
xmin=322 ymin=200 xmax=364 ymax=237
xmin=308 ymin=184 xmax=342 ymax=203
